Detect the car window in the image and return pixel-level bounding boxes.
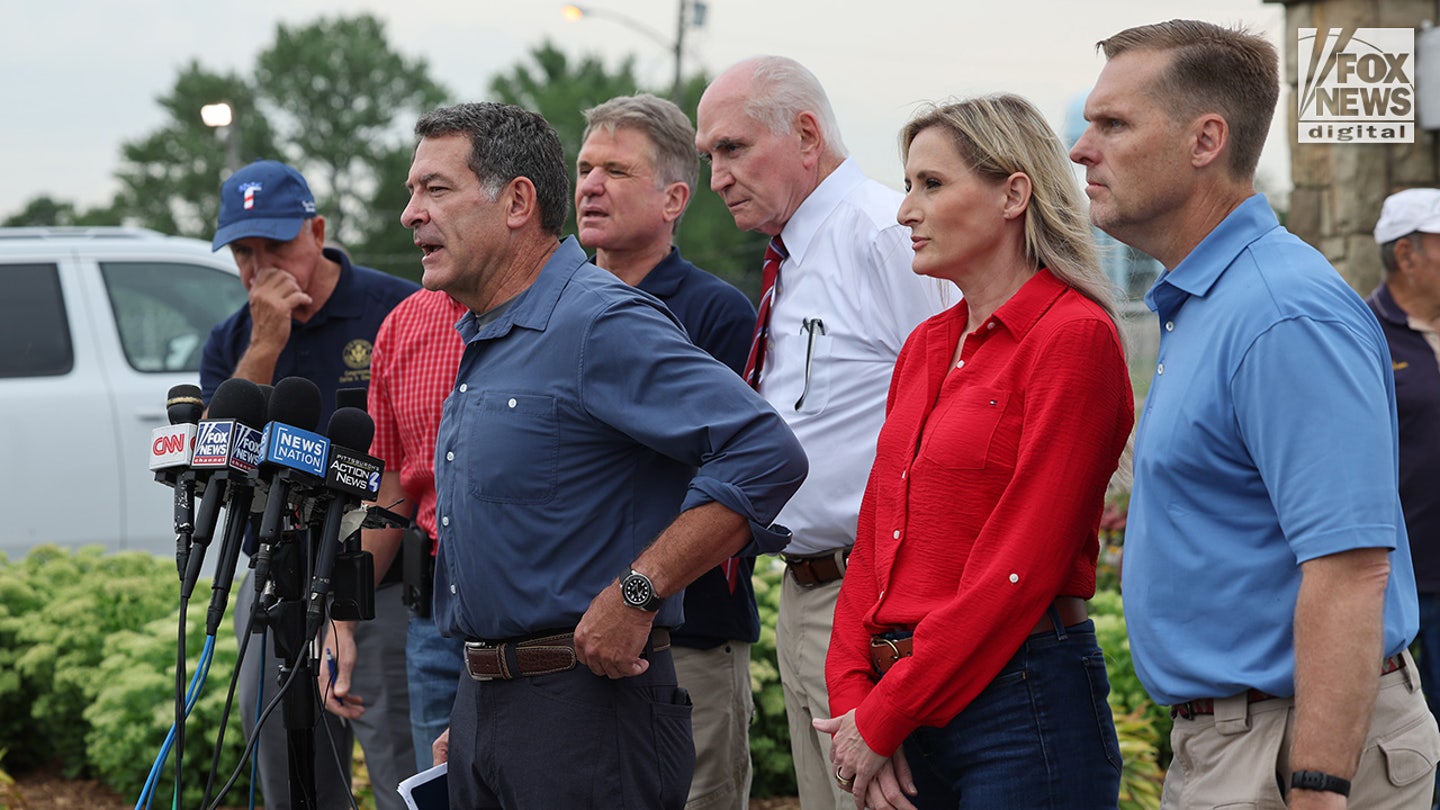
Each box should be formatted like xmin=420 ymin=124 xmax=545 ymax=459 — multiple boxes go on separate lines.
xmin=0 ymin=263 xmax=74 ymax=378
xmin=100 ymin=262 xmax=247 ymax=373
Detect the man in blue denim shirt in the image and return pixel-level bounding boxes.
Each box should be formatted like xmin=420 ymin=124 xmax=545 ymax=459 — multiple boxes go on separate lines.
xmin=400 ymin=102 xmax=807 ymax=810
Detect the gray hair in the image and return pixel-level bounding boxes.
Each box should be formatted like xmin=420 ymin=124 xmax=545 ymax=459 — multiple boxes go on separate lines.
xmin=414 ymin=102 xmax=569 ymax=235
xmin=582 ymin=93 xmax=698 ymax=193
xmin=738 ymin=56 xmax=848 ymax=158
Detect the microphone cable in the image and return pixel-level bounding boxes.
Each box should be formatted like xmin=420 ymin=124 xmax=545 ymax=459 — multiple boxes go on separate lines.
xmin=131 ymin=633 xmax=217 ymax=810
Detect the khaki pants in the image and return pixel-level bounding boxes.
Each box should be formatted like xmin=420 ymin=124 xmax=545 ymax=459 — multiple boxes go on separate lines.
xmin=778 ymin=571 xmax=851 ymax=809
xmin=673 ymin=642 xmax=754 ymax=810
xmin=1162 ymin=650 xmax=1440 ymax=809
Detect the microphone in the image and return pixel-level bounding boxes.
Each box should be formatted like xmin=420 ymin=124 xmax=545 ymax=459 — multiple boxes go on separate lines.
xmin=253 ymin=377 xmax=330 ymax=544
xmin=150 ymin=384 xmax=203 ymax=578
xmin=183 ymin=378 xmax=265 ymax=600
xmin=305 ymin=406 xmax=382 ymax=639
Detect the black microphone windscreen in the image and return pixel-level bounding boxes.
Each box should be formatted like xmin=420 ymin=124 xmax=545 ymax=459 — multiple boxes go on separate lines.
xmin=166 ymin=384 xmax=204 ymax=425
xmin=208 ymin=378 xmax=267 ymax=429
xmin=257 ymin=384 xmax=274 ymax=417
xmin=327 ymin=406 xmax=375 ymax=452
xmin=335 ymin=387 xmax=368 ymax=413
xmin=268 ymin=377 xmax=323 ymax=431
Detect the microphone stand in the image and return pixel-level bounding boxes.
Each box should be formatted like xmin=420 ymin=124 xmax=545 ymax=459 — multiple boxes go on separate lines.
xmin=251 ymin=517 xmax=319 ymax=810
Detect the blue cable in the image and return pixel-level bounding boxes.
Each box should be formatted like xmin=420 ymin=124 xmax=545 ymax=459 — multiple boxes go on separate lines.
xmin=134 ymin=634 xmax=217 ymax=810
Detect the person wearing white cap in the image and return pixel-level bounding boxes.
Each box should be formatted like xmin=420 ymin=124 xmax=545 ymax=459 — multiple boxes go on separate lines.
xmin=1371 ymin=188 xmax=1440 ymax=808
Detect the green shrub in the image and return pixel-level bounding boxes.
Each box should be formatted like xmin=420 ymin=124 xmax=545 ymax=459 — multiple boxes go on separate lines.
xmin=0 ymin=545 xmax=252 ymax=806
xmin=748 ymin=557 xmax=794 ymax=797
xmin=84 ymin=601 xmax=251 ymax=809
xmin=1093 ymin=588 xmax=1168 ymax=810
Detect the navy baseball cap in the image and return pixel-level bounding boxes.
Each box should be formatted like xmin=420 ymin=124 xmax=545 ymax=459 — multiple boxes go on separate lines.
xmin=212 ymin=160 xmax=318 ymax=250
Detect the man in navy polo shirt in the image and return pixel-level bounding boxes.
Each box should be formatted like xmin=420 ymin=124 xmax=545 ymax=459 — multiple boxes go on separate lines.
xmin=1371 ymin=189 xmax=1440 ymax=799
xmin=201 ymin=159 xmax=418 ymax=810
xmin=576 ymin=93 xmax=760 ymax=810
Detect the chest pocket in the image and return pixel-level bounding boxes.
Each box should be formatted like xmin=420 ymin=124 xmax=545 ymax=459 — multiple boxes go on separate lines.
xmin=918 ymin=387 xmax=1012 ymax=471
xmin=792 ymin=318 xmax=833 ymax=415
xmin=466 ymin=392 xmax=558 ymax=504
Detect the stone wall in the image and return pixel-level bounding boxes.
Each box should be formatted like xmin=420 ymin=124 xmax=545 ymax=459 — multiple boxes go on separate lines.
xmin=1269 ymin=0 xmax=1440 ymax=292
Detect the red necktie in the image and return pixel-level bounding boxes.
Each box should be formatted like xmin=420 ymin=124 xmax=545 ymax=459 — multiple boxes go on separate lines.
xmin=742 ymin=237 xmax=787 ymax=390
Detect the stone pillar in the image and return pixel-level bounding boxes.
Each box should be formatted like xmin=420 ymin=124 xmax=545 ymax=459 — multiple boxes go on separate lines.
xmin=1268 ymin=0 xmax=1440 ymax=292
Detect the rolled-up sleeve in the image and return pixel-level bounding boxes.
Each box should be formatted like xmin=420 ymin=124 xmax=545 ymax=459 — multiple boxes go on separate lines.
xmin=578 ymin=296 xmax=808 ymax=551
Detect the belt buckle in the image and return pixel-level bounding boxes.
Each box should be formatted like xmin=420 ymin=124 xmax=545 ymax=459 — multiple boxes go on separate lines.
xmin=465 ymin=640 xmax=502 ymax=682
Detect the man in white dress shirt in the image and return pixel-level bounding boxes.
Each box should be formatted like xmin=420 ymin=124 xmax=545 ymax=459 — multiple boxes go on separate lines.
xmin=696 ymin=55 xmax=945 ymax=809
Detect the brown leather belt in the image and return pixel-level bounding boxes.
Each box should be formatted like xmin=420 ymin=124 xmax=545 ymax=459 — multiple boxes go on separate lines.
xmin=1170 ymin=654 xmax=1407 ymax=720
xmin=464 ymin=628 xmax=672 ymax=681
xmin=869 ymin=597 xmax=1089 ymax=675
xmin=783 ymin=548 xmax=851 ymax=588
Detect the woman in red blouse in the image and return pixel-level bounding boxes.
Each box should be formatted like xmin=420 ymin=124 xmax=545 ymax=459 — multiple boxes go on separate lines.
xmin=817 ymin=94 xmax=1134 ymax=809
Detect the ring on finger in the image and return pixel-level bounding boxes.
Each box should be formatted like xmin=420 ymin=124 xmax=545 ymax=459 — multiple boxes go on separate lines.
xmin=834 ymin=764 xmax=855 ymax=789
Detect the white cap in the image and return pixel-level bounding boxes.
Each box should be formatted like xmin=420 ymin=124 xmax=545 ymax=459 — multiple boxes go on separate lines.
xmin=1374 ymin=188 xmax=1440 ymax=244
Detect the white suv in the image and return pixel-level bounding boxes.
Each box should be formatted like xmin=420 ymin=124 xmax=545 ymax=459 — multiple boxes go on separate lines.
xmin=0 ymin=227 xmax=246 ymax=559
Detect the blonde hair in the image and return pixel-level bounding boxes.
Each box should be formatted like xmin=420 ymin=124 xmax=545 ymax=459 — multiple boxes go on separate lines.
xmin=900 ymin=94 xmax=1119 ymax=326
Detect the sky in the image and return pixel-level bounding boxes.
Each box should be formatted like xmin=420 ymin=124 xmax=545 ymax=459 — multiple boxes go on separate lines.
xmin=0 ymin=0 xmax=1289 ymax=221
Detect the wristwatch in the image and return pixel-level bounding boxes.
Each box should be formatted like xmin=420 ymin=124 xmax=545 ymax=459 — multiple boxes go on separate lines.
xmin=620 ymin=568 xmax=664 ymax=612
xmin=1290 ymin=770 xmax=1351 ymax=796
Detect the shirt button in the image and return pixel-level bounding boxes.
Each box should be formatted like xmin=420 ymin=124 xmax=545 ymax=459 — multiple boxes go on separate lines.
xmin=441 ymin=516 xmax=450 ymax=527
xmin=1009 ymin=573 xmax=1019 ymax=584
xmin=956 ymin=360 xmax=965 ymax=369
xmin=445 ymin=451 xmax=454 ymax=462
xmin=1157 ymin=363 xmax=1165 ymax=375
xmin=900 ymin=469 xmax=906 ymax=480
xmin=459 ymin=383 xmax=468 ymax=393
xmin=892 ymin=529 xmax=901 ymax=539
xmin=450 ymin=584 xmax=457 ymax=594
xmin=508 ymin=398 xmax=517 ymax=408
xmin=986 ymin=321 xmax=996 ymax=330
xmin=1165 ymin=321 xmax=1175 ymax=332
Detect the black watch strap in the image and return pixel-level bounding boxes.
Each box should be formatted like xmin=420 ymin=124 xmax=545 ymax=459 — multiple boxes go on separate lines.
xmin=1290 ymin=770 xmax=1351 ymax=796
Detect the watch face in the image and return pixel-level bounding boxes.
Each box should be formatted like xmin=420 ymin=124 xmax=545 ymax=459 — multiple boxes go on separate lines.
xmin=622 ymin=572 xmax=656 ymax=609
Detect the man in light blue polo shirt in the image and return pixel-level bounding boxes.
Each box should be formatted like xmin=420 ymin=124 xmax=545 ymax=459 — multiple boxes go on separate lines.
xmin=1071 ymin=20 xmax=1439 ymax=809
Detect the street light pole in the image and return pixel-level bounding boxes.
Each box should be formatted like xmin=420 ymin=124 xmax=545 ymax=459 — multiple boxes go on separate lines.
xmin=562 ymin=1 xmax=705 ymax=104
xmin=671 ymin=0 xmax=687 ymax=102
xmin=200 ymin=102 xmax=242 ymax=177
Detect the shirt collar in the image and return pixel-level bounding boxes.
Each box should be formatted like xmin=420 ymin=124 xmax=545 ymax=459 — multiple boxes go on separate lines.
xmin=635 ymin=246 xmax=684 ymax=298
xmin=982 ymin=267 xmax=1068 ymax=340
xmin=302 ymin=246 xmax=360 ymax=327
xmin=457 ymin=236 xmax=588 ymax=342
xmin=1368 ymin=281 xmax=1409 ymax=326
xmin=779 ymin=158 xmax=868 ymax=265
xmin=1144 ymin=194 xmax=1279 ymax=317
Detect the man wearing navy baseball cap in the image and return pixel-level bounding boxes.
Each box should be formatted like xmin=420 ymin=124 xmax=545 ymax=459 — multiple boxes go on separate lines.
xmin=200 ymin=159 xmax=419 ymax=810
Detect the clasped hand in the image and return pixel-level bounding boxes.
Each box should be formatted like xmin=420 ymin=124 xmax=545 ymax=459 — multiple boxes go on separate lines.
xmin=814 ymin=710 xmax=918 ymax=810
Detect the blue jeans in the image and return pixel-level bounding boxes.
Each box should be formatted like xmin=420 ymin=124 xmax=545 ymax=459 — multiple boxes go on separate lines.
xmin=406 ymin=612 xmax=466 ymax=771
xmin=901 ymin=619 xmax=1122 ymax=809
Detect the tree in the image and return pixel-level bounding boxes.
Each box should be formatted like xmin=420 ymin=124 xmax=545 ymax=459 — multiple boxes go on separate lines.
xmin=111 ymin=63 xmax=279 ymax=239
xmin=488 ymin=41 xmax=641 ymax=236
xmin=1 ymin=196 xmax=119 ymax=228
xmin=254 ymin=14 xmax=448 ymax=248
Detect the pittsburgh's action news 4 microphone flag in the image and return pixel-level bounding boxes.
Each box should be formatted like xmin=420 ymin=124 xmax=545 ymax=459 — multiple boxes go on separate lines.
xmin=306 ymin=406 xmax=383 ymax=639
xmin=149 ymin=383 xmax=204 ymax=578
xmin=183 ymin=378 xmax=265 ymax=600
